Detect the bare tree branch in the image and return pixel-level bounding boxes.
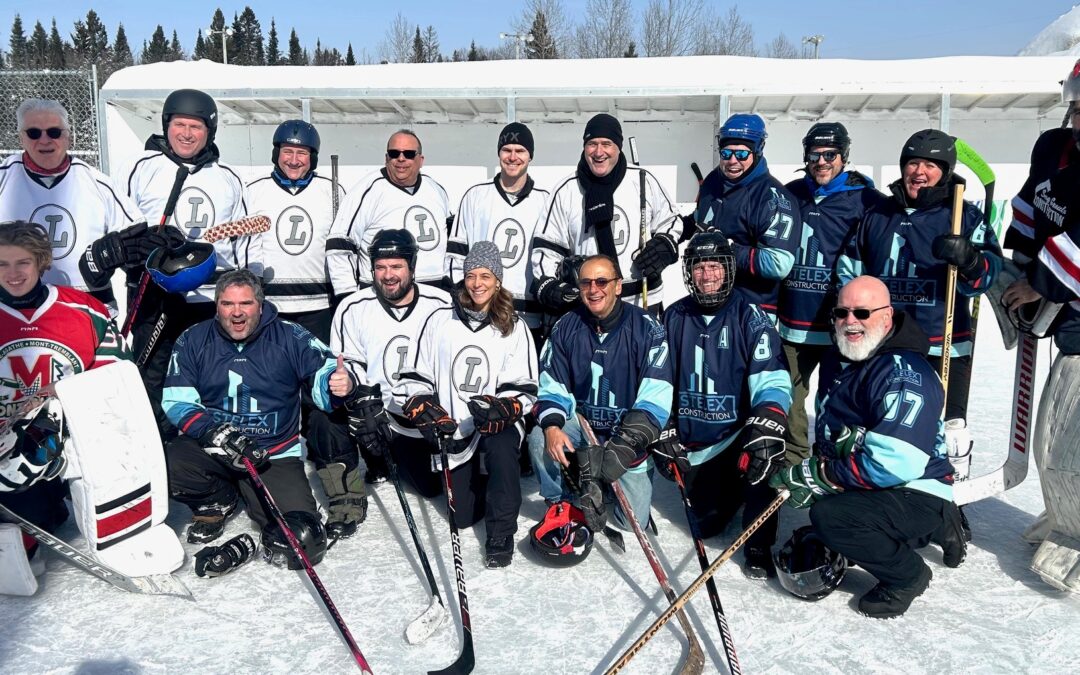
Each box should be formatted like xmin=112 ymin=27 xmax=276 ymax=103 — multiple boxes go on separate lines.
xmin=514 ymin=0 xmax=573 ymax=60
xmin=573 ymin=0 xmax=634 ymax=59
xmin=695 ymin=5 xmax=756 ymax=56
xmin=378 ymin=12 xmax=413 ymax=63
xmin=765 ymin=32 xmax=799 ymax=59
xmin=641 ymin=0 xmax=703 ymax=57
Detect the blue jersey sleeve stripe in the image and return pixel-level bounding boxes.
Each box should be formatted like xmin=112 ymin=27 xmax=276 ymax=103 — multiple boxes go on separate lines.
xmin=754 ymin=247 xmax=795 ymax=280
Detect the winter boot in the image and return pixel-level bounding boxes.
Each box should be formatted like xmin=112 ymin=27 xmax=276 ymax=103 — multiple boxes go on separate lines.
xmin=318 ymin=463 xmax=368 ymax=540
xmin=186 ymin=501 xmax=237 ymax=544
xmin=485 ymin=535 xmax=514 ymax=568
xmin=363 ymin=455 xmax=389 ymax=485
xmin=858 ymin=563 xmax=932 ymax=619
xmin=743 ymin=546 xmax=776 ymax=580
xmin=930 ymin=502 xmax=968 ymax=568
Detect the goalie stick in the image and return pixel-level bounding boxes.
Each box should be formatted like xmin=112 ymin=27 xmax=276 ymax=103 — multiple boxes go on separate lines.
xmin=577 ymin=415 xmax=704 ymax=675
xmin=0 ymin=502 xmax=192 ymax=599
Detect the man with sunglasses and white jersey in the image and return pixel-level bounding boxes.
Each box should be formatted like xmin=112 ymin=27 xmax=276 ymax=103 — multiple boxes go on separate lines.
xmin=0 ymin=99 xmax=144 ymax=309
xmin=694 ymin=114 xmax=801 ymax=325
xmin=780 ymin=123 xmax=887 ymax=462
xmin=326 ymin=129 xmax=453 ymax=301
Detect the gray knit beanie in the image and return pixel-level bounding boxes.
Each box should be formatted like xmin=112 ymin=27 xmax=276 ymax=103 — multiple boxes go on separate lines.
xmin=463 ymin=241 xmax=503 ymax=282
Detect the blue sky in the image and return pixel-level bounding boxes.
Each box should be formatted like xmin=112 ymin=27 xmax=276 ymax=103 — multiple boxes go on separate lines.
xmin=0 ymin=1 xmax=1073 ymax=60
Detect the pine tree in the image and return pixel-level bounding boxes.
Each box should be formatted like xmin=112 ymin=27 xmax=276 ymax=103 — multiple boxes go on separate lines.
xmin=47 ymin=19 xmax=67 ymax=69
xmin=422 ymin=26 xmax=440 ymax=63
xmin=9 ymin=14 xmax=28 ymax=68
xmin=141 ymin=25 xmax=169 ymax=64
xmin=167 ymin=30 xmax=185 ymax=61
xmin=287 ymin=29 xmax=306 ymax=65
xmin=113 ymin=24 xmax=133 ymax=68
xmin=29 ymin=21 xmax=48 ymax=68
xmin=193 ymin=30 xmax=207 ymax=60
xmin=266 ymin=19 xmax=281 ymax=65
xmin=72 ymin=9 xmax=111 ymax=67
xmin=527 ymin=10 xmax=558 ymax=59
xmin=467 ymin=40 xmax=483 ymax=62
xmin=411 ymin=27 xmax=424 ymax=63
xmin=345 ymin=43 xmax=356 ymax=65
xmin=231 ymin=6 xmax=264 ymax=65
xmin=623 ymin=41 xmax=637 ymax=58
xmin=206 ymin=9 xmax=227 ymax=63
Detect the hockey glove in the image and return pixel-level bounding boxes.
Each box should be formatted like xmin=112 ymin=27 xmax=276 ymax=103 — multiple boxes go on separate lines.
xmin=536 ymin=276 xmax=580 ymax=311
xmin=736 ymin=405 xmax=788 ymax=485
xmin=593 ymin=410 xmax=659 ymax=483
xmin=467 ymin=395 xmax=523 ymax=436
xmin=768 ymin=458 xmax=842 ymax=509
xmin=649 ymin=426 xmax=690 ymax=482
xmin=403 ymin=394 xmax=458 ymax=446
xmin=199 ymin=423 xmax=270 ymax=472
xmin=932 ymin=234 xmax=985 ymax=281
xmin=345 ymin=383 xmax=392 ymax=457
xmin=570 ymin=445 xmax=608 ymax=532
xmin=634 ymin=234 xmax=679 ymax=279
xmin=194 ymin=533 xmax=257 ymax=578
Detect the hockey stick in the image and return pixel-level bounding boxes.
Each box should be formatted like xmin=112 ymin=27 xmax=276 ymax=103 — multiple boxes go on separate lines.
xmin=939 ymin=183 xmax=965 ymax=402
xmin=332 ymin=154 xmax=341 ymax=220
xmin=121 ymin=164 xmax=189 ymax=338
xmin=383 ymin=448 xmax=449 ymax=644
xmin=0 ymin=502 xmax=193 ymax=599
xmin=671 ymin=463 xmax=742 ymax=675
xmin=954 ymin=139 xmax=998 ymax=363
xmin=628 ymin=137 xmax=649 ymax=310
xmin=605 ymin=489 xmax=789 ymax=674
xmin=427 ymin=435 xmax=475 ymax=675
xmin=577 ymin=415 xmax=704 ymax=675
xmin=241 ymin=457 xmax=373 ymax=674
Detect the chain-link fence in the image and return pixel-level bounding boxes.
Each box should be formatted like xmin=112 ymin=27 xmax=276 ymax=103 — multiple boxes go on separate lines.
xmin=0 ymin=68 xmax=100 ymax=167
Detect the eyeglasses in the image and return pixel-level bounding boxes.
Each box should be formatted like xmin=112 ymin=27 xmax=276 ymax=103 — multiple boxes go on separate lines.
xmin=831 ymin=305 xmax=889 ymax=321
xmin=577 ymin=277 xmax=618 ymax=290
xmin=24 ymin=127 xmax=65 ymax=140
xmin=719 ymin=148 xmax=752 ymax=161
xmin=386 ymin=149 xmax=419 ymax=159
xmin=806 ymin=150 xmax=841 ymax=163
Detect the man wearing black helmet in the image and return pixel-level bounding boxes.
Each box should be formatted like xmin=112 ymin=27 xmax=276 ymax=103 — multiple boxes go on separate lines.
xmin=780 ymin=122 xmax=887 ymax=461
xmin=839 ymin=130 xmax=1002 ymax=481
xmin=654 ymin=231 xmax=792 ymax=578
xmin=114 ymin=88 xmax=257 ymax=439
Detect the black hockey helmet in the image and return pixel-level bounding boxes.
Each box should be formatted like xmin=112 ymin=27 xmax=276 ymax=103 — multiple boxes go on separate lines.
xmin=368 ymin=228 xmax=419 ymax=272
xmin=529 ymin=502 xmax=593 ymax=567
xmin=802 ymin=122 xmax=850 ymax=161
xmin=146 ymin=241 xmax=216 ymax=294
xmin=260 ymin=511 xmax=327 ymax=570
xmin=899 ymin=129 xmax=956 ymax=181
xmin=773 ymin=526 xmax=847 ymax=601
xmin=272 ymin=119 xmax=321 ymax=171
xmin=161 ymin=89 xmax=218 ymax=143
xmin=683 ymin=231 xmax=735 ymax=309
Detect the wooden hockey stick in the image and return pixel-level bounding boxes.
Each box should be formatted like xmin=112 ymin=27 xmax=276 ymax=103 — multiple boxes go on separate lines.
xmin=939 ymin=183 xmax=965 ymax=401
xmin=628 ymin=137 xmax=650 ymax=310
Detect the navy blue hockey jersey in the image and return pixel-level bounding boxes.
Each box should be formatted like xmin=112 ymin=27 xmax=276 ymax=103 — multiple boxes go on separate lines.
xmin=1006 ymin=127 xmax=1076 ymax=262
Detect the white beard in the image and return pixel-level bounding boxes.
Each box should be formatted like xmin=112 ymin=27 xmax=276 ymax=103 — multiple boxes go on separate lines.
xmin=836 ymin=322 xmax=888 ymax=362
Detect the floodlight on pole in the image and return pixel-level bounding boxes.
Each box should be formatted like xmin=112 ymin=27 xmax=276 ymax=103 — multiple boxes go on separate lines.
xmin=208 ymin=26 xmax=235 ymax=64
xmin=499 ymin=32 xmax=534 ymax=60
xmin=802 ymin=35 xmax=824 ymax=59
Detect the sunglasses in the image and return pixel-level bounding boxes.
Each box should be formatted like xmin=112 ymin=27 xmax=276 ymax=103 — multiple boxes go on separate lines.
xmin=386 ymin=149 xmax=419 ymax=159
xmin=719 ymin=148 xmax=752 ymax=161
xmin=577 ymin=277 xmax=618 ymax=290
xmin=24 ymin=127 xmax=65 ymax=140
xmin=806 ymin=150 xmax=841 ymax=163
xmin=831 ymin=305 xmax=889 ymax=321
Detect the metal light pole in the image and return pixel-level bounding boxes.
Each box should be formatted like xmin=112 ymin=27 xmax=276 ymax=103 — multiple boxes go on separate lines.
xmin=208 ymin=27 xmax=235 ymax=64
xmin=499 ymin=32 xmax=534 ymax=60
xmin=802 ymin=35 xmax=824 ymax=59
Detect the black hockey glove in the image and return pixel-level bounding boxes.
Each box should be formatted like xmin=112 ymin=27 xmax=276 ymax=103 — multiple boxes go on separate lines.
xmin=649 ymin=426 xmax=690 ymax=482
xmin=591 ymin=410 xmax=659 ymax=484
xmin=932 ymin=234 xmax=985 ymax=281
xmin=345 ymin=383 xmax=392 ymax=457
xmin=570 ymin=445 xmax=608 ymax=532
xmin=467 ymin=395 xmax=523 ymax=436
xmin=736 ymin=405 xmax=787 ymax=485
xmin=403 ymin=394 xmax=458 ymax=447
xmin=634 ymin=234 xmax=679 ymax=279
xmin=199 ymin=423 xmax=269 ymax=472
xmin=194 ymin=533 xmax=257 ymax=578
xmin=536 ymin=276 xmax=580 ymax=311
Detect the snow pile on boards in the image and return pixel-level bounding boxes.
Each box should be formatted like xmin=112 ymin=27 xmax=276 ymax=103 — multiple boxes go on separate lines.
xmin=1020 ymin=5 xmax=1080 ymax=56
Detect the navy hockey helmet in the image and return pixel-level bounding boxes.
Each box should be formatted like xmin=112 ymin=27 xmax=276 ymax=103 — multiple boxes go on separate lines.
xmin=272 ymin=119 xmax=321 ymax=171
xmin=802 ymin=122 xmax=850 ymax=161
xmin=261 ymin=511 xmax=327 ymax=570
xmin=774 ymin=526 xmax=847 ymax=601
xmin=529 ymin=502 xmax=594 ymax=567
xmin=368 ymin=228 xmax=419 ymax=272
xmin=161 ymin=89 xmax=218 ymax=143
xmin=718 ymin=113 xmax=767 ymax=154
xmin=146 ymin=241 xmax=216 ymax=294
xmin=683 ymin=231 xmax=735 ymax=309
xmin=899 ymin=129 xmax=956 ymax=181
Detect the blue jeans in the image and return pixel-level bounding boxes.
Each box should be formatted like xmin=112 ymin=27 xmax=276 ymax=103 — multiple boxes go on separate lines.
xmin=529 ymin=416 xmax=654 ymax=531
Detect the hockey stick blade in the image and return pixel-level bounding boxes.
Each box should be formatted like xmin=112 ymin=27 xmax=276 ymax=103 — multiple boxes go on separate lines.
xmin=690 ymin=162 xmax=704 ymax=184
xmin=601 ymin=525 xmax=626 ymax=553
xmin=405 ymin=593 xmax=449 ymax=645
xmin=202 ymin=215 xmax=272 ymax=243
xmin=428 ymin=632 xmax=475 ymax=675
xmin=0 ymin=503 xmax=193 ymax=599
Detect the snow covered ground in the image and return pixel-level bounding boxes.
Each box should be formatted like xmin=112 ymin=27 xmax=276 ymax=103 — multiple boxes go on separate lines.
xmin=4 ymin=311 xmax=1080 ymax=674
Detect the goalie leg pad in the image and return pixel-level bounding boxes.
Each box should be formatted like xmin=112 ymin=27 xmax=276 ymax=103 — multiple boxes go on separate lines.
xmin=0 ymin=522 xmax=38 ymax=596
xmin=1032 ymin=531 xmax=1080 ymax=592
xmin=55 ymin=362 xmax=183 ymax=576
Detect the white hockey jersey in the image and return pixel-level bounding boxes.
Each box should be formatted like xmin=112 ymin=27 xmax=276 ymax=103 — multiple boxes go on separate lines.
xmin=248 ymin=173 xmax=344 ymax=314
xmin=392 ymin=304 xmax=538 ymax=470
xmin=119 ymin=149 xmax=257 ymax=303
xmin=532 ymin=167 xmax=681 ymax=308
xmin=447 ymin=176 xmax=549 ymax=328
xmin=326 ymin=169 xmax=451 ymax=293
xmin=0 ymin=155 xmax=142 ymax=292
xmin=330 ymin=285 xmax=452 ymax=439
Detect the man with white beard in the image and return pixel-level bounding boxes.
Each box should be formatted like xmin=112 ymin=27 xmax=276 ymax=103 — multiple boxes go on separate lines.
xmin=769 ymin=275 xmax=966 ymax=618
